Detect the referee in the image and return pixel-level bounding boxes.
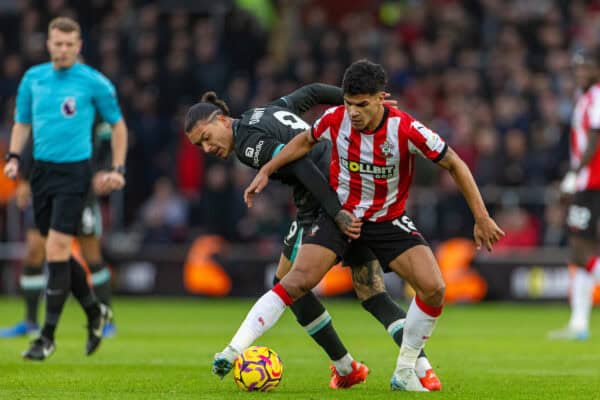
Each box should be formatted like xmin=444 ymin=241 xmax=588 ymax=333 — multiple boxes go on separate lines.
xmin=4 ymin=17 xmax=128 ymax=360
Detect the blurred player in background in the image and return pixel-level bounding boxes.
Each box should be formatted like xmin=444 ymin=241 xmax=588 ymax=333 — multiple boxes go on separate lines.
xmin=3 ymin=17 xmax=127 ymax=360
xmin=0 ymin=173 xmax=45 ymax=337
xmin=220 ymin=60 xmax=503 ymax=391
xmin=186 ymin=84 xmax=441 ymax=390
xmin=550 ymin=50 xmax=600 ymax=340
xmin=0 ymin=122 xmax=118 ymax=339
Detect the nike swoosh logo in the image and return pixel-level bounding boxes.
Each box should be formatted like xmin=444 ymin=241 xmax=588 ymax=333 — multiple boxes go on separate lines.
xmin=43 ymin=344 xmax=54 ymax=357
xmin=92 ymin=318 xmax=104 ymax=337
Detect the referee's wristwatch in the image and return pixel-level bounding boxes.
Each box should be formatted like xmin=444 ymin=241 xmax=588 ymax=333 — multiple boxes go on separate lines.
xmin=5 ymin=152 xmax=21 ymax=162
xmin=112 ymin=165 xmax=126 ymax=176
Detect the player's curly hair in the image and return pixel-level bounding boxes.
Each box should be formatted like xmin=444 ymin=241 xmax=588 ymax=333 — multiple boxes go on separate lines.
xmin=342 ymin=59 xmax=387 ymax=95
xmin=184 ymin=91 xmax=231 ymax=133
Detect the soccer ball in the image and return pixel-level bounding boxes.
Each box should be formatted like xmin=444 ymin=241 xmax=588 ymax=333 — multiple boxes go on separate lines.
xmin=232 ymin=346 xmax=283 ymax=391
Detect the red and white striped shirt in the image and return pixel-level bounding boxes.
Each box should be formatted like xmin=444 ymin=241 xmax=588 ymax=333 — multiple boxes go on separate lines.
xmin=570 ymin=83 xmax=600 ymax=191
xmin=312 ymin=106 xmax=447 ymax=222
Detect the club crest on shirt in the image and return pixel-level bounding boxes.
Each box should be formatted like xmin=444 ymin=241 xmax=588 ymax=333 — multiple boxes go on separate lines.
xmin=380 ymin=140 xmax=393 ymax=158
xmin=61 ymin=97 xmax=76 ymax=117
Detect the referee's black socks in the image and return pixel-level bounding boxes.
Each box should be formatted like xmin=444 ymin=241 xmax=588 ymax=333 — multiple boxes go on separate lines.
xmin=41 ymin=261 xmax=71 ymax=341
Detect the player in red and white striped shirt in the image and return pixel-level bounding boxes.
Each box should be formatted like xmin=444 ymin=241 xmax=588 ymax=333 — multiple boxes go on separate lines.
xmin=216 ymin=60 xmax=503 ymax=392
xmin=310 ymin=100 xmax=447 ymax=222
xmin=550 ymin=51 xmax=600 ymax=340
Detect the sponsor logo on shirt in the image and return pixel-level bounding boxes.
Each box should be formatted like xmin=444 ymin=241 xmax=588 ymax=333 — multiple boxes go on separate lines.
xmin=249 ymin=108 xmax=265 ymax=125
xmin=252 ymin=140 xmax=264 ymax=167
xmin=61 ymin=97 xmax=76 ymax=117
xmin=341 ymin=158 xmax=395 ymax=179
xmin=245 ymin=147 xmax=254 ymax=158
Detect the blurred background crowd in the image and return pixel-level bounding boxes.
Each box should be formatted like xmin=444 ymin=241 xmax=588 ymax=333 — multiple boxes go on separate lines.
xmin=0 ymin=0 xmax=594 ymax=253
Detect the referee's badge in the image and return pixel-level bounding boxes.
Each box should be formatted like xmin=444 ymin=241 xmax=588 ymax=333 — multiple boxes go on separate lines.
xmin=380 ymin=140 xmax=393 ymax=158
xmin=61 ymin=97 xmax=77 ymax=117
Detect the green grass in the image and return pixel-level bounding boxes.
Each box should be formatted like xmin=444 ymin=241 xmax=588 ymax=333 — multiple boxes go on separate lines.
xmin=1 ymin=298 xmax=599 ymax=399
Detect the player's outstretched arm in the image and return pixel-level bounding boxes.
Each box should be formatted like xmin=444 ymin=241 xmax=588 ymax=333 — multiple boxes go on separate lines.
xmin=272 ymin=83 xmax=343 ymax=115
xmin=244 ymin=130 xmax=316 ymax=207
xmin=273 ymin=83 xmax=397 ymax=115
xmin=437 ymin=146 xmax=505 ymax=251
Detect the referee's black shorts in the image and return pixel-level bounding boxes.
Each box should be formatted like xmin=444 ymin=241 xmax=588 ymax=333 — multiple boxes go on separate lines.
xmin=30 ymin=159 xmax=92 ymax=236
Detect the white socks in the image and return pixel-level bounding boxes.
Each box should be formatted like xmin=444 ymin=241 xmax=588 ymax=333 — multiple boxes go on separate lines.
xmin=229 ymin=286 xmax=291 ymax=354
xmin=332 ymin=353 xmax=354 ymax=376
xmin=569 ymin=268 xmax=595 ymax=331
xmin=396 ymin=297 xmax=441 ymax=370
xmin=415 ymin=356 xmax=433 ymax=378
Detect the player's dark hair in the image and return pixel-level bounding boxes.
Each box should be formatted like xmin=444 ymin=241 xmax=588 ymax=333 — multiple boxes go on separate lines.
xmin=342 ymin=59 xmax=387 ymax=95
xmin=184 ymin=91 xmax=230 ymax=133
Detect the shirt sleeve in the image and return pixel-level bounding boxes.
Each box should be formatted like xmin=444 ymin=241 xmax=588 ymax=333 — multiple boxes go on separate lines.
xmin=237 ymin=130 xmax=284 ymax=169
xmin=311 ymin=106 xmax=339 ymax=142
xmin=93 ymin=72 xmax=122 ymax=125
xmin=405 ymin=116 xmax=448 ymax=162
xmin=14 ymin=70 xmax=33 ymax=124
xmin=271 ymin=84 xmax=343 ymax=115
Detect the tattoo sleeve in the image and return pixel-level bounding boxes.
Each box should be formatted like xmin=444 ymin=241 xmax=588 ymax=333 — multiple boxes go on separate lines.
xmin=351 ymin=260 xmax=386 ymax=296
xmin=334 ymin=210 xmax=354 ymax=233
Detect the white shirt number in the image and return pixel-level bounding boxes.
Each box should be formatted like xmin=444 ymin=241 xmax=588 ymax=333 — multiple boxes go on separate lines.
xmin=274 ymin=111 xmax=310 ymax=131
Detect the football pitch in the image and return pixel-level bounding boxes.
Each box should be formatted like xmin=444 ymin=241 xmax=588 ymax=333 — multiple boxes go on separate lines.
xmin=1 ymin=298 xmax=599 ymax=399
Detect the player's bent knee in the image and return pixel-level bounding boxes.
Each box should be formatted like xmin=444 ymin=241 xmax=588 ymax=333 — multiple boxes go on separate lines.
xmin=280 ymin=270 xmax=312 ymax=301
xmin=419 ymin=281 xmax=446 ymax=307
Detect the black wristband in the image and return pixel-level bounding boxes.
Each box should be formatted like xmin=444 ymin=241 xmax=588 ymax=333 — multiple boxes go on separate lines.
xmin=112 ymin=165 xmax=126 ymax=175
xmin=5 ymin=152 xmax=21 ymax=162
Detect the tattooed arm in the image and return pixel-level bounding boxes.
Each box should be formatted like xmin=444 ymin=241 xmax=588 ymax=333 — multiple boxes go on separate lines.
xmin=334 ymin=209 xmax=362 ymax=239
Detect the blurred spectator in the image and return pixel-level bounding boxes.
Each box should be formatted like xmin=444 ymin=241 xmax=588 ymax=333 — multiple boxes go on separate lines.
xmin=0 ymin=54 xmax=23 ymax=100
xmin=434 ymin=171 xmax=474 ymax=241
xmin=474 ymin=127 xmax=500 ymax=187
xmin=190 ymin=163 xmax=246 ymax=240
xmin=541 ymin=200 xmax=567 ymax=246
xmin=0 ymin=0 xmax=592 ymax=248
xmin=139 ymin=176 xmax=188 ymax=243
xmin=494 ymin=206 xmax=540 ymax=248
xmin=192 ymin=38 xmax=228 ymax=96
xmin=498 ymin=128 xmax=543 ymax=186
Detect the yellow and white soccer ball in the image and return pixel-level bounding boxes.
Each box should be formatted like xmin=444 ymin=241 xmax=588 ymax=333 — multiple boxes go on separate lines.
xmin=232 ymin=346 xmax=283 ymax=392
